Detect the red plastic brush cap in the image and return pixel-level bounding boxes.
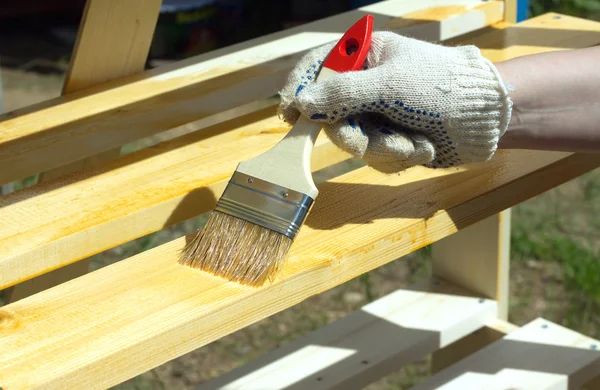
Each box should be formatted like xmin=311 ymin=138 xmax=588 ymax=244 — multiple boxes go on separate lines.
xmin=322 ymin=14 xmax=374 ymax=73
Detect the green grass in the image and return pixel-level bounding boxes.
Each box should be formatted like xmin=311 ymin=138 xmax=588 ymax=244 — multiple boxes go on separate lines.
xmin=509 ymin=170 xmax=600 ymax=337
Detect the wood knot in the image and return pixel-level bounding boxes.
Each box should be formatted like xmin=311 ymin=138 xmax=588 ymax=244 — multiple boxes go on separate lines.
xmin=0 ymin=309 xmax=18 ymax=330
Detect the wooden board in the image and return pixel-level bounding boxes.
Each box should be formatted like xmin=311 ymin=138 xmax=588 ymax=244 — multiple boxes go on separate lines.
xmin=0 ymin=0 xmax=504 ymax=186
xmin=0 ymin=14 xmax=600 ymax=288
xmin=410 ymin=318 xmax=600 ymax=390
xmin=2 ymin=12 xmax=598 ymax=290
xmin=1 ymin=147 xmax=599 ymax=388
xmin=0 ymin=106 xmax=352 ymax=289
xmin=59 ymin=0 xmax=160 ymax=95
xmin=4 ymin=0 xmax=162 ymax=303
xmin=195 ymin=280 xmax=497 ymax=390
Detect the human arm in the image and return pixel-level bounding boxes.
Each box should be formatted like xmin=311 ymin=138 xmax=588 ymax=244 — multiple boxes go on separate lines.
xmin=496 ymin=45 xmax=600 ymax=152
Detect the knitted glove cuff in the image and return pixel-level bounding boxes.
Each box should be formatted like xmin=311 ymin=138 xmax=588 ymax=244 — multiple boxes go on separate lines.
xmin=438 ymin=45 xmax=513 ymax=166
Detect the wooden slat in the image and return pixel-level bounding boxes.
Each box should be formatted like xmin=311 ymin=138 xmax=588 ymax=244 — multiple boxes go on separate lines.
xmin=195 ymin=279 xmax=497 ymax=390
xmin=1 ymin=11 xmax=596 ymax=290
xmin=1 ymin=146 xmax=600 ymax=388
xmin=0 ymin=0 xmax=504 ymax=186
xmin=0 ymin=106 xmax=352 ymax=289
xmin=410 ymin=318 xmax=600 ymax=390
xmin=5 ymin=0 xmax=162 ymax=303
xmin=59 ymin=0 xmax=161 ymax=95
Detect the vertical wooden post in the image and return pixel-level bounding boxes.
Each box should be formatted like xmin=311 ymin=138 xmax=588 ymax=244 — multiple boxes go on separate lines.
xmin=6 ymin=0 xmax=162 ymax=303
xmin=429 ymin=209 xmax=511 ymax=372
xmin=504 ymin=0 xmax=528 ymax=24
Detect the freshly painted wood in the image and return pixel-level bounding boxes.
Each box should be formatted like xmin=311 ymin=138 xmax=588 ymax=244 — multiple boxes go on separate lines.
xmin=2 ymin=11 xmax=596 ymax=290
xmin=431 ymin=210 xmax=511 ymax=319
xmin=1 ymin=147 xmax=599 ymax=388
xmin=0 ymin=0 xmax=504 ymax=186
xmin=195 ymin=279 xmax=497 ymax=390
xmin=5 ymin=0 xmax=161 ymax=303
xmin=411 ymin=318 xmax=600 ymax=390
xmin=0 ymin=106 xmax=352 ymax=290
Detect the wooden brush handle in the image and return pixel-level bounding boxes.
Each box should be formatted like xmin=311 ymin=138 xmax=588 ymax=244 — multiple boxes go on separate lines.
xmin=237 ymin=16 xmax=373 ymax=198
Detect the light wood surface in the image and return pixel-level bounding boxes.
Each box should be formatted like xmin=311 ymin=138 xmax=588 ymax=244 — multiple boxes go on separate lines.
xmin=432 ymin=210 xmax=511 ymax=319
xmin=5 ymin=0 xmax=161 ymax=303
xmin=0 ymin=0 xmax=504 ymax=186
xmin=504 ymin=0 xmax=518 ymax=24
xmin=60 ymin=0 xmax=161 ymax=95
xmin=411 ymin=318 xmax=600 ymax=390
xmin=429 ymin=210 xmax=511 ymax=375
xmin=196 ymin=279 xmax=497 ymax=390
xmin=0 ymin=106 xmax=351 ymax=290
xmin=39 ymin=0 xmax=161 ymax=181
xmin=2 ymin=12 xmax=596 ymax=290
xmin=2 ymin=10 xmax=600 ymax=389
xmin=1 ymin=147 xmax=599 ymax=388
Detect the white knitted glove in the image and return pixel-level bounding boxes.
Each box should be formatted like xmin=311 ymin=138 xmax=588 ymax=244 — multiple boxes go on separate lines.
xmin=278 ymin=31 xmax=512 ymax=173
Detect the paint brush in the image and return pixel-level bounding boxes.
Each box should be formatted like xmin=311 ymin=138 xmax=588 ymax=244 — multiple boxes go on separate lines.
xmin=179 ymin=14 xmax=374 ymax=286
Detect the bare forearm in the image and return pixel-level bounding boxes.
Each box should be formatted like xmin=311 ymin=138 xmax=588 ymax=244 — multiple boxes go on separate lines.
xmin=496 ymin=46 xmax=600 ymax=152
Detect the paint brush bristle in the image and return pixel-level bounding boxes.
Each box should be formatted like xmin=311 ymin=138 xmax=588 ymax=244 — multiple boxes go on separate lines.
xmin=179 ymin=210 xmax=293 ymax=286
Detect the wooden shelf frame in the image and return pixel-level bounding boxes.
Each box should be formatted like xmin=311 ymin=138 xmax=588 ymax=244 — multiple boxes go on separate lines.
xmin=1 ymin=1 xmax=600 ymax=389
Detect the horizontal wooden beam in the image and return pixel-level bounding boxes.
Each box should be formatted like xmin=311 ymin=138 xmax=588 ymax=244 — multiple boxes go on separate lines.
xmin=0 ymin=106 xmax=352 ymax=289
xmin=0 ymin=0 xmax=503 ymax=185
xmin=3 ymin=11 xmax=598 ymax=290
xmin=1 ymin=146 xmax=599 ymax=388
xmin=196 ymin=279 xmax=497 ymax=390
xmin=411 ymin=318 xmax=600 ymax=389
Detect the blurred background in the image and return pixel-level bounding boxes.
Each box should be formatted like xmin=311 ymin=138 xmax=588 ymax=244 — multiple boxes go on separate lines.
xmin=0 ymin=0 xmax=599 ymax=389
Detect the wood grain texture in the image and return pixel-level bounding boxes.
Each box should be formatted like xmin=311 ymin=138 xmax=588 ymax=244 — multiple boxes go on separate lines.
xmin=1 ymin=148 xmax=599 ymax=388
xmin=41 ymin=0 xmax=161 ymax=182
xmin=5 ymin=0 xmax=161 ymax=303
xmin=196 ymin=279 xmax=497 ymax=390
xmin=2 ymin=11 xmax=600 ymax=289
xmin=60 ymin=0 xmax=161 ymax=94
xmin=0 ymin=106 xmax=352 ymax=289
xmin=0 ymin=0 xmax=504 ymax=186
xmin=411 ymin=318 xmax=600 ymax=390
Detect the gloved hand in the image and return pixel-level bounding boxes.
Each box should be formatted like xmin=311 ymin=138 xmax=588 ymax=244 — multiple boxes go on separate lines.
xmin=278 ymin=31 xmax=513 ymax=173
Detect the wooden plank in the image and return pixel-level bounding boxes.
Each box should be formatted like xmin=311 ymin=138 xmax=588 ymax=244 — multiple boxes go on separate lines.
xmin=0 ymin=106 xmax=353 ymax=290
xmin=195 ymin=280 xmax=497 ymax=390
xmin=1 ymin=147 xmax=600 ymax=388
xmin=0 ymin=0 xmax=504 ymax=186
xmin=39 ymin=0 xmax=161 ymax=181
xmin=5 ymin=0 xmax=161 ymax=303
xmin=1 ymin=11 xmax=595 ymax=289
xmin=410 ymin=318 xmax=600 ymax=390
xmin=432 ymin=210 xmax=511 ymax=319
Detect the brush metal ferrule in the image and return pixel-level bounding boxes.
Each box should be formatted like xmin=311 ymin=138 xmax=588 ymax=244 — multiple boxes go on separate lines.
xmin=215 ymin=172 xmax=314 ymax=240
